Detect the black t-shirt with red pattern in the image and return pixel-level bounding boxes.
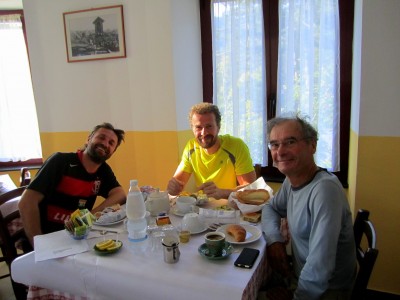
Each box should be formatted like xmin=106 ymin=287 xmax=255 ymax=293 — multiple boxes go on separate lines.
xmin=27 ymin=151 xmax=121 ymax=233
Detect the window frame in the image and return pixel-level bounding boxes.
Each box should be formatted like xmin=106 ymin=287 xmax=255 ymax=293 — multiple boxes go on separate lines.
xmin=0 ymin=10 xmax=43 ymax=172
xmin=199 ymin=0 xmax=354 ymax=187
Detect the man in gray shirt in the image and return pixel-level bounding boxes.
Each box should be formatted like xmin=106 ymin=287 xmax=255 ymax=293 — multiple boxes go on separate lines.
xmin=261 ymin=116 xmax=356 ymax=300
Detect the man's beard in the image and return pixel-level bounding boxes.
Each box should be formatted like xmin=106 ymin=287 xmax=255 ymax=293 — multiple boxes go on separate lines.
xmin=197 ymin=134 xmax=217 ymax=149
xmin=86 ymin=144 xmax=110 ymax=164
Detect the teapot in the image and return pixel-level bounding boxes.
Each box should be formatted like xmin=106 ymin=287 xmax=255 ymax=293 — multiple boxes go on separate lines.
xmin=145 ymin=188 xmax=170 ymax=217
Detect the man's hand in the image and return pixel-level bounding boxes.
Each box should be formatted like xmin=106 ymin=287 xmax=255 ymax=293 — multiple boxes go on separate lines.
xmin=167 ymin=177 xmax=185 ymax=196
xmin=267 ymin=242 xmax=292 ymax=278
xmin=198 ymin=182 xmax=230 ymax=199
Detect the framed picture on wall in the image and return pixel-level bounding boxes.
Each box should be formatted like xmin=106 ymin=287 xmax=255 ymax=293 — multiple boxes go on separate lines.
xmin=63 ymin=5 xmax=126 ymax=63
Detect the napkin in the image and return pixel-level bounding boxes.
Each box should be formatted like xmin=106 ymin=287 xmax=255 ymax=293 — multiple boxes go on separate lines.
xmin=34 ymin=230 xmax=89 ymax=262
xmin=198 ymin=207 xmax=240 ymax=225
xmin=228 ymin=177 xmax=274 ymax=214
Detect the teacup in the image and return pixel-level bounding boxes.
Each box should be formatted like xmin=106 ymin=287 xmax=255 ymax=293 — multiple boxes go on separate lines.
xmin=204 ymin=231 xmax=226 ymax=257
xmin=181 ymin=213 xmax=205 ymax=233
xmin=176 ymin=196 xmax=196 ymax=214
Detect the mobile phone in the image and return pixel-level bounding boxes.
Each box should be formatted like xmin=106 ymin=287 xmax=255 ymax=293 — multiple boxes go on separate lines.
xmin=234 ymin=247 xmax=260 ymax=269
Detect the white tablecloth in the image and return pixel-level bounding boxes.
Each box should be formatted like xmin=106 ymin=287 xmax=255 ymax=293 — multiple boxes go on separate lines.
xmin=11 ymin=204 xmax=268 ymax=300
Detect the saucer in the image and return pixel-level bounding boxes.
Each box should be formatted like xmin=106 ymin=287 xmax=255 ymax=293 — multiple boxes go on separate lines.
xmin=187 ymin=224 xmax=208 ymax=235
xmin=170 ymin=206 xmax=191 ymax=217
xmin=198 ymin=242 xmax=233 ymax=260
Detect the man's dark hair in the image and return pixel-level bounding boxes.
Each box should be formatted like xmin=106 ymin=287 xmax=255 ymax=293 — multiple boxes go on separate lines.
xmin=89 ymin=122 xmax=125 ymax=148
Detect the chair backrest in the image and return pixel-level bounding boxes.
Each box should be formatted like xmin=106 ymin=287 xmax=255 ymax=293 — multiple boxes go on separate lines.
xmin=352 ymin=209 xmax=379 ymax=300
xmin=254 ymin=164 xmax=261 ymax=178
xmin=0 ymin=186 xmax=33 ymax=300
xmin=20 ymin=168 xmax=32 ymax=187
xmin=0 ymin=186 xmax=33 ymax=265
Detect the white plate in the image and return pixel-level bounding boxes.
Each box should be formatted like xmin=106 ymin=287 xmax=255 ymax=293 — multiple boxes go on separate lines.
xmin=93 ymin=216 xmax=126 ymax=226
xmin=170 ymin=206 xmax=192 ymax=217
xmin=189 ymin=224 xmax=208 ymax=235
xmin=216 ymin=224 xmax=262 ymax=245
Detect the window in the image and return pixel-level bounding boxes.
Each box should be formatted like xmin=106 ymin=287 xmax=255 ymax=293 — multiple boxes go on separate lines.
xmin=0 ymin=11 xmax=43 ymax=170
xmin=200 ymin=0 xmax=353 ymax=187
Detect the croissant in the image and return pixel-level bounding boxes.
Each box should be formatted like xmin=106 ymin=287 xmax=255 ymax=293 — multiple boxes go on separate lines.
xmin=226 ymin=224 xmax=246 ymax=242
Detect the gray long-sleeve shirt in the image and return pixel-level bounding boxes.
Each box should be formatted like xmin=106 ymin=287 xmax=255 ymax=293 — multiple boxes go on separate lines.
xmin=262 ymin=169 xmax=356 ymax=299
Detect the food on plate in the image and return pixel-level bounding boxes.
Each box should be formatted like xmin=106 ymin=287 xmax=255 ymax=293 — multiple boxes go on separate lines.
xmin=236 ymin=189 xmax=270 ymax=205
xmin=94 ymin=204 xmax=126 ymax=223
xmin=243 ymin=212 xmax=261 ymax=223
xmin=226 ymin=224 xmax=246 ymax=242
xmin=196 ymin=190 xmax=208 ymax=204
xmin=156 ymin=215 xmax=171 ymax=226
xmin=180 ymin=190 xmax=205 ymax=199
xmin=214 ymin=205 xmax=234 ymax=211
xmin=95 ymin=239 xmax=122 ymax=251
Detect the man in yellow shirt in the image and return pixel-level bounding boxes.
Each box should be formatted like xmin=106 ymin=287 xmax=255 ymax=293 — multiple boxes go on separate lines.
xmin=167 ymin=103 xmax=256 ymax=199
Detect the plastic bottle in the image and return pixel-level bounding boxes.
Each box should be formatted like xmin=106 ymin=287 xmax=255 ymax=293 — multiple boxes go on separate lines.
xmin=126 ymin=179 xmax=146 ymax=220
xmin=126 ymin=180 xmax=147 ymax=242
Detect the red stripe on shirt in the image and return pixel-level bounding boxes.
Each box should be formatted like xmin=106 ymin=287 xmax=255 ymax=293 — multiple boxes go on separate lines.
xmin=56 ymin=175 xmax=97 ymax=197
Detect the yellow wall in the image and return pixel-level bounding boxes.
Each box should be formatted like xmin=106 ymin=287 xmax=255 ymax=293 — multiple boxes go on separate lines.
xmin=348 ymin=129 xmax=400 ymax=293
xmin=355 ymin=135 xmax=400 ymax=292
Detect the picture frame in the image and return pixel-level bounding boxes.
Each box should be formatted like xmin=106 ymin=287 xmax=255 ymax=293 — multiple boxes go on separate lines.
xmin=63 ymin=5 xmax=126 ymax=63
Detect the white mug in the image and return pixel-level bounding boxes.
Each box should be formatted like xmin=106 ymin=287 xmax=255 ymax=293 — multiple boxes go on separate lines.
xmin=176 ymin=196 xmax=196 ymax=213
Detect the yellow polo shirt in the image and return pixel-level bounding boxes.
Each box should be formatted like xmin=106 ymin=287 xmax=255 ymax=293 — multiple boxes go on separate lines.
xmin=178 ymin=135 xmax=254 ymax=189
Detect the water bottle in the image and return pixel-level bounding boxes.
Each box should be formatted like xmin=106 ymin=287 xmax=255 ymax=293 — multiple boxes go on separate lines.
xmin=126 ymin=180 xmax=147 ymax=242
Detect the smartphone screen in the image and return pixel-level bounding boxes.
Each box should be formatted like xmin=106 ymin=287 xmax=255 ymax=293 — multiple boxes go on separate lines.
xmin=234 ymin=248 xmax=260 ymax=269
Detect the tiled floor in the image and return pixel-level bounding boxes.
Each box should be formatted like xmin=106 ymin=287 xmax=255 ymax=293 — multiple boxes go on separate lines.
xmin=0 ymin=260 xmax=16 ymax=300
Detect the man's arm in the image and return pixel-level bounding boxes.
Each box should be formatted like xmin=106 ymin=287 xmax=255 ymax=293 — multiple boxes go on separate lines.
xmin=236 ymin=170 xmax=257 ymax=187
xmin=167 ymin=169 xmax=191 ymax=196
xmin=18 ymin=189 xmax=45 ymax=247
xmin=198 ymin=170 xmax=257 ymax=199
xmin=91 ymin=186 xmax=126 ymax=214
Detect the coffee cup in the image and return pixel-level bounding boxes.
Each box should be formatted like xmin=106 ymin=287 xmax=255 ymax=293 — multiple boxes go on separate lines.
xmin=181 ymin=213 xmax=205 ymax=233
xmin=176 ymin=196 xmax=196 ymax=214
xmin=204 ymin=231 xmax=226 ymax=257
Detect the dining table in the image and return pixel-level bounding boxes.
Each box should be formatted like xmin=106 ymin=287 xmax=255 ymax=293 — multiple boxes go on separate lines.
xmin=11 ymin=198 xmax=268 ymax=300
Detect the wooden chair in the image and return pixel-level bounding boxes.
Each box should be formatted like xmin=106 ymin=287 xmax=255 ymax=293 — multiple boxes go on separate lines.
xmin=0 ymin=186 xmax=33 ymax=300
xmin=20 ymin=168 xmax=31 ymax=187
xmin=254 ymin=164 xmax=262 ymax=178
xmin=352 ymin=209 xmax=379 ymax=300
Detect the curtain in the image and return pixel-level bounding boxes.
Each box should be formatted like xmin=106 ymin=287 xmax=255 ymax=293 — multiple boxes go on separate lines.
xmin=211 ymin=0 xmax=267 ymax=166
xmin=277 ymin=0 xmax=340 ymax=171
xmin=0 ymin=14 xmax=42 ymax=162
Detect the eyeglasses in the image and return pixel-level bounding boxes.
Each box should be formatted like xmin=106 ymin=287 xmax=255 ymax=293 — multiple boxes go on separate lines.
xmin=268 ymin=137 xmax=311 ymax=151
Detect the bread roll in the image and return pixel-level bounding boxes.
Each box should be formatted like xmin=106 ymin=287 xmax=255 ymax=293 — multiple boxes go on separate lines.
xmin=226 ymin=224 xmax=246 ymax=242
xmin=236 ymin=189 xmax=270 ymax=205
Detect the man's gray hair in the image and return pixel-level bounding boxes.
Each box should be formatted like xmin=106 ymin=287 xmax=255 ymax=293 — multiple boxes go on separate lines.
xmin=267 ymin=114 xmax=318 ymax=142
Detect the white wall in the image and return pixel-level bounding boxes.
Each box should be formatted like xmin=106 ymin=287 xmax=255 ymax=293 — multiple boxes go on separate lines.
xmin=22 ymin=0 xmax=202 ymax=133
xmin=357 ymin=0 xmax=400 ymax=137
